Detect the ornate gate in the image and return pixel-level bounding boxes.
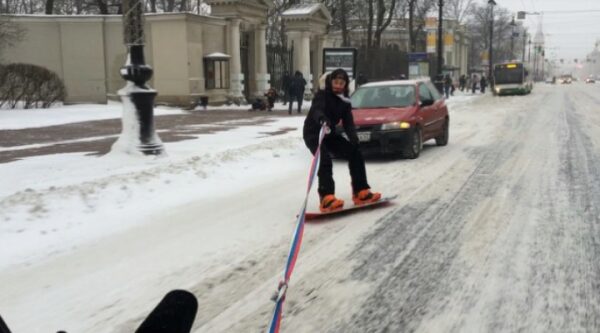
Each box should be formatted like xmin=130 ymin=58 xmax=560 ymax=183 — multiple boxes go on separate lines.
xmin=267 ymin=44 xmax=293 ymax=95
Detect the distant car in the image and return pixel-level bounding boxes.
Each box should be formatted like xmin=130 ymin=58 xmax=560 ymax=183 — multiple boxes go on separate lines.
xmin=339 ymin=79 xmax=449 ymax=159
xmin=545 ymin=78 xmax=554 ymax=84
xmin=586 ymin=77 xmax=595 ymax=83
xmin=560 ymin=77 xmax=572 ymax=84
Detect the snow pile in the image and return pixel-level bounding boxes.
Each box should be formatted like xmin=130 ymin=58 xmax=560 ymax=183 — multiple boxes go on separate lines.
xmin=0 ymin=109 xmax=309 ymax=270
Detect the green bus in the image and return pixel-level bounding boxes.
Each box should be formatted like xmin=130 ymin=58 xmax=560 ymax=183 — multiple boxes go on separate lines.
xmin=493 ymin=62 xmax=533 ymax=96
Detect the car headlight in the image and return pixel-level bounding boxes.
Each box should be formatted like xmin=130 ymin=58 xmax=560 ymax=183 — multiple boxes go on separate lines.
xmin=495 ymin=87 xmax=501 ymax=93
xmin=381 ymin=122 xmax=410 ymax=130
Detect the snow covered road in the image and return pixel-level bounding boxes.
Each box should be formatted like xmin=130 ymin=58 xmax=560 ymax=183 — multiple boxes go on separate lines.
xmin=2 ymin=84 xmax=600 ymax=332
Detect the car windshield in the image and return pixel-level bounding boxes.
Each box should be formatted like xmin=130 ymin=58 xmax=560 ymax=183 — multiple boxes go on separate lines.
xmin=351 ymin=85 xmax=416 ymax=109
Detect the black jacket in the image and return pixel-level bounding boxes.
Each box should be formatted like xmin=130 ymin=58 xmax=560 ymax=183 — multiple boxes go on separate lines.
xmin=303 ymin=89 xmax=359 ymax=146
xmin=289 ymin=72 xmax=307 ymax=97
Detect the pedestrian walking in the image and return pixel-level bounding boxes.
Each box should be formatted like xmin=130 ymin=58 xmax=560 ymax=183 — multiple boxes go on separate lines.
xmin=288 ymin=71 xmax=307 ymax=114
xmin=459 ymin=74 xmax=466 ymax=92
xmin=480 ymin=76 xmax=488 ymax=94
xmin=472 ymin=74 xmax=480 ymax=94
xmin=444 ymin=74 xmax=452 ymax=98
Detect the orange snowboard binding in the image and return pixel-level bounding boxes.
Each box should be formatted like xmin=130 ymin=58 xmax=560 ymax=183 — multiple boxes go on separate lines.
xmin=352 ymin=189 xmax=382 ymax=206
xmin=319 ymin=194 xmax=344 ymax=213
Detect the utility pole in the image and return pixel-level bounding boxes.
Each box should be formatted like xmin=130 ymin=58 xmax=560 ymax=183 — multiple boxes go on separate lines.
xmin=522 ymin=31 xmax=527 ymax=62
xmin=409 ymin=0 xmax=416 ymax=52
xmin=114 ymin=0 xmax=164 ymax=155
xmin=488 ymin=0 xmax=496 ymax=89
xmin=510 ymin=17 xmax=516 ymax=60
xmin=437 ymin=0 xmax=444 ymax=75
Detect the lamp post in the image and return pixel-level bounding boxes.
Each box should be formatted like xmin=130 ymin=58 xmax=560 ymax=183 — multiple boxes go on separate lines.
xmin=522 ymin=31 xmax=527 ymax=62
xmin=437 ymin=0 xmax=444 ymax=76
xmin=114 ymin=0 xmax=164 ymax=155
xmin=510 ymin=17 xmax=516 ymax=60
xmin=488 ymin=0 xmax=496 ymax=90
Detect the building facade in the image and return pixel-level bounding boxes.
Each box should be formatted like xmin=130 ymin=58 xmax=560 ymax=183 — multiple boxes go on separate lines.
xmin=1 ymin=1 xmax=332 ymax=105
xmin=327 ymin=17 xmax=470 ymax=78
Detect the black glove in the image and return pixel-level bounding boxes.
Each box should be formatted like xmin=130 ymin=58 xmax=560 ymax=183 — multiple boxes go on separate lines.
xmin=318 ymin=116 xmax=330 ymax=127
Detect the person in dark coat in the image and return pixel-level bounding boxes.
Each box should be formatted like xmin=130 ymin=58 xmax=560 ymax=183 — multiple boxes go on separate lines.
xmin=356 ymin=72 xmax=368 ymax=87
xmin=303 ymin=68 xmax=381 ymax=213
xmin=281 ymin=71 xmax=291 ymax=105
xmin=480 ymin=75 xmax=488 ymax=93
xmin=443 ymin=74 xmax=452 ymax=98
xmin=472 ymin=74 xmax=479 ymax=94
xmin=459 ymin=74 xmax=467 ymax=91
xmin=288 ymin=71 xmax=306 ymax=114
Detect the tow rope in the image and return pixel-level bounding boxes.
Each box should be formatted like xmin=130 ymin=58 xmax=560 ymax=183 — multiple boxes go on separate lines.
xmin=267 ymin=125 xmax=328 ymax=333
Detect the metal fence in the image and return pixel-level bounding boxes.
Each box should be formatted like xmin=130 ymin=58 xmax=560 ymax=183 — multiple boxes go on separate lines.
xmin=267 ymin=44 xmax=293 ymax=94
xmin=356 ymin=46 xmax=409 ymax=82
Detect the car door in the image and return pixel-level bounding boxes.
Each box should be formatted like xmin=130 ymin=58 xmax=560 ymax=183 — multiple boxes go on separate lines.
xmin=417 ymin=83 xmax=437 ymax=139
xmin=425 ymin=81 xmax=448 ymax=136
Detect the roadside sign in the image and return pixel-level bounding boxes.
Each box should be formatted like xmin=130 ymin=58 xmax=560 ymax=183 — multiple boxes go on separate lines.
xmin=408 ymin=52 xmax=428 ymax=62
xmin=323 ymin=48 xmax=357 ymax=79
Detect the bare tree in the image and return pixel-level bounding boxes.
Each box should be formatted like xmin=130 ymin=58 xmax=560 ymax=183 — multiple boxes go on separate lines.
xmin=0 ymin=17 xmax=25 ymax=61
xmin=466 ymin=3 xmax=513 ymax=68
xmin=45 ymin=0 xmax=53 ymax=13
xmin=443 ymin=0 xmax=474 ymax=23
xmin=408 ymin=0 xmax=435 ymax=52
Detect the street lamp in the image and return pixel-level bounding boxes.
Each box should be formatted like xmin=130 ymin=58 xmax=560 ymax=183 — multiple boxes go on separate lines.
xmin=510 ymin=17 xmax=517 ymax=60
xmin=522 ymin=31 xmax=527 ymax=62
xmin=488 ymin=0 xmax=496 ymax=90
xmin=114 ymin=0 xmax=164 ymax=155
xmin=437 ymin=0 xmax=444 ymax=76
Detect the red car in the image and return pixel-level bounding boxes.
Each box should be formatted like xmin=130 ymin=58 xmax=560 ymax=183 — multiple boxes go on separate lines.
xmin=342 ymin=79 xmax=449 ymax=158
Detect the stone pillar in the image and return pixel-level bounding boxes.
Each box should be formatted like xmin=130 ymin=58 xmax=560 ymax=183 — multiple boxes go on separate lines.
xmin=254 ymin=24 xmax=270 ymax=96
xmin=228 ymin=18 xmax=244 ymax=101
xmin=314 ymin=35 xmax=327 ymax=90
xmin=299 ymin=31 xmax=312 ymax=92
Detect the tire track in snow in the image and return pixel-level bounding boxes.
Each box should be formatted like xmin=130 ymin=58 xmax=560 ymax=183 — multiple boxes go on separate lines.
xmin=330 ymin=88 xmax=600 ymax=332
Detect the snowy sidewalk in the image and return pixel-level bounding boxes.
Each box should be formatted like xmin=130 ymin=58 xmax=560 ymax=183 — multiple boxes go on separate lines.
xmin=0 ymin=106 xmax=306 ymax=163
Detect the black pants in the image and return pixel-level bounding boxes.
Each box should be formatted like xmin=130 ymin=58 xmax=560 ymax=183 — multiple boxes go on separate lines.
xmin=288 ymin=95 xmax=303 ymax=114
xmin=305 ymin=134 xmax=370 ymax=197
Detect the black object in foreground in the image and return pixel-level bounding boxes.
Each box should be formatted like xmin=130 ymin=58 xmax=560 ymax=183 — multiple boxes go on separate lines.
xmin=135 ymin=290 xmax=198 ymax=333
xmin=0 ymin=315 xmax=11 ymax=333
xmin=305 ymin=195 xmax=397 ymax=220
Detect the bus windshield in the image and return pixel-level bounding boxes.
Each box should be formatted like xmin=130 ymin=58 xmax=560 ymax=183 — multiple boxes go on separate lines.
xmin=494 ymin=63 xmax=524 ymax=84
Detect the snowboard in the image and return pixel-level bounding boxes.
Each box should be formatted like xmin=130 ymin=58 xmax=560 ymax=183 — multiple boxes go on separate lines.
xmin=305 ymin=195 xmax=397 ymax=220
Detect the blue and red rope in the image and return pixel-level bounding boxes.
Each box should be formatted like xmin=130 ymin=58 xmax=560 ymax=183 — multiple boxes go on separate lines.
xmin=268 ymin=125 xmax=328 ymax=333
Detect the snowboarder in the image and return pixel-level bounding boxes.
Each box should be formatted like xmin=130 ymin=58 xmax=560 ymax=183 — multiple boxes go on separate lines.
xmin=303 ymin=68 xmax=381 ymax=213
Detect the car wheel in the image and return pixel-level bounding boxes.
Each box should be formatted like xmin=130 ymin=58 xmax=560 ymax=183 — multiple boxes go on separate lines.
xmin=435 ymin=119 xmax=449 ymax=146
xmin=404 ymin=127 xmax=422 ymax=159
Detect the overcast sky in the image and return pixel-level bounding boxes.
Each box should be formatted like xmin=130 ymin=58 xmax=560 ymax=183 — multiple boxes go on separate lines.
xmin=491 ymin=0 xmax=600 ymax=61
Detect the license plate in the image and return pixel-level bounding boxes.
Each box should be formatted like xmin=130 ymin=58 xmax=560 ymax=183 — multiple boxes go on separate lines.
xmin=357 ymin=132 xmax=371 ymax=142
